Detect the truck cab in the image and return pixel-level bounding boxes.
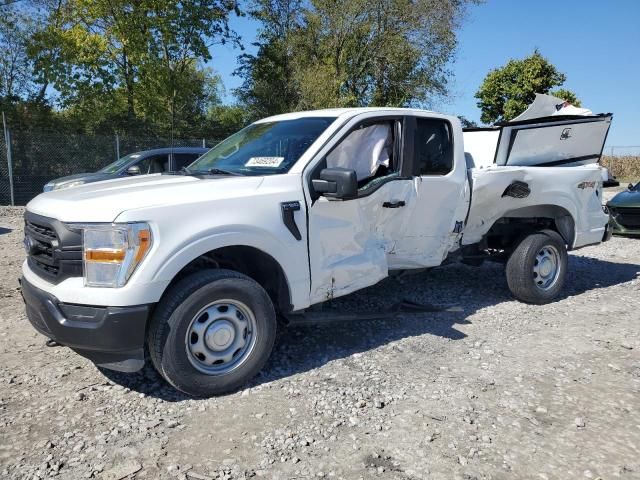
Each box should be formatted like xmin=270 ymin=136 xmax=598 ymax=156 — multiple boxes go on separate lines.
xmin=20 ymin=108 xmax=610 ymax=397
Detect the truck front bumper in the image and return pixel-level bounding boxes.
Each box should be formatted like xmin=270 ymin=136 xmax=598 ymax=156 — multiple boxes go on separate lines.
xmin=20 ymin=276 xmax=151 ymax=372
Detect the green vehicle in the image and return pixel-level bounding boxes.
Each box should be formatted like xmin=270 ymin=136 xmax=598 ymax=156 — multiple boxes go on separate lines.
xmin=607 ymin=182 xmax=640 ymax=235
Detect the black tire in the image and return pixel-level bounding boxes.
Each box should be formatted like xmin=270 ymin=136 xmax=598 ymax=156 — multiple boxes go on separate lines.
xmin=148 ymin=269 xmax=277 ymax=397
xmin=505 ymin=230 xmax=568 ymax=304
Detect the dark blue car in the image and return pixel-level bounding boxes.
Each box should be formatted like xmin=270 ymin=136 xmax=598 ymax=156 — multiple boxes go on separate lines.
xmin=43 ymin=147 xmax=209 ymax=192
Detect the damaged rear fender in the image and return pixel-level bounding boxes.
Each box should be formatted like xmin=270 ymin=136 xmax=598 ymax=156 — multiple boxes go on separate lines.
xmin=490 ymin=204 xmax=576 ymax=247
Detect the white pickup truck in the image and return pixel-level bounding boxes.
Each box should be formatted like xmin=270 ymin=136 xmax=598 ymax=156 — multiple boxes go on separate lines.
xmin=21 ymin=107 xmax=612 ymax=397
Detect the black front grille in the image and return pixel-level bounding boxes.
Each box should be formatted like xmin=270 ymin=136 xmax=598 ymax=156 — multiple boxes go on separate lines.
xmin=25 ymin=220 xmax=59 ymax=276
xmin=25 ymin=220 xmax=57 ymax=241
xmin=24 ymin=212 xmax=83 ymax=283
xmin=611 ymin=207 xmax=640 ymax=228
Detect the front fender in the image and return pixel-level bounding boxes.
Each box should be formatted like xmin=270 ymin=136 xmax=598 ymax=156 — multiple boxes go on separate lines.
xmin=152 ymin=226 xmax=311 ymax=310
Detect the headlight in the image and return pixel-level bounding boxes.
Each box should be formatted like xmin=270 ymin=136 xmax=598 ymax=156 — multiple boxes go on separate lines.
xmin=71 ymin=223 xmax=153 ymax=287
xmin=55 ymin=180 xmax=85 ymax=190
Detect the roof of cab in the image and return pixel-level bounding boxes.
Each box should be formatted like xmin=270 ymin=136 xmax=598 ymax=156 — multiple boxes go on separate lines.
xmin=255 ymin=107 xmax=439 ymax=123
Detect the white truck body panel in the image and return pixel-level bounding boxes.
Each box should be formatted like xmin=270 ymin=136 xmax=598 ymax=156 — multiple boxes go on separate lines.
xmin=462 ymin=129 xmax=500 ymax=169
xmin=23 ymin=107 xmax=610 ymax=314
xmin=25 ymin=173 xmax=312 ymax=309
xmin=464 ymin=165 xmax=607 ymax=248
xmin=302 ymin=110 xmax=470 ymax=302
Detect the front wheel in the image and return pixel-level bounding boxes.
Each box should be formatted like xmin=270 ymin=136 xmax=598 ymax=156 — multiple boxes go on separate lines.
xmin=506 ymin=230 xmax=568 ymax=304
xmin=148 ymin=269 xmax=277 ymax=397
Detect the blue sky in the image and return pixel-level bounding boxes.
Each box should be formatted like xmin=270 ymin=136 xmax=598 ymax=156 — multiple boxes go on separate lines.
xmin=209 ymin=0 xmax=640 ymax=148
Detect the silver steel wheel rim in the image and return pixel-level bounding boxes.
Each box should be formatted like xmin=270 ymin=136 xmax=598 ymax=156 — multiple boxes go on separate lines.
xmin=533 ymin=245 xmax=561 ymax=291
xmin=185 ymin=299 xmax=257 ymax=375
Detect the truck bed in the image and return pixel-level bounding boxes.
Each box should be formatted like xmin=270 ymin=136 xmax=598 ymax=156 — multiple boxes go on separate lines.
xmin=463 ymin=114 xmax=612 ymax=169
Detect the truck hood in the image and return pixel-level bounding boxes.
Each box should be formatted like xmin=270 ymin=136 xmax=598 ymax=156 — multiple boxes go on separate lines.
xmin=27 ymin=174 xmax=265 ymax=222
xmin=608 ymin=189 xmax=640 ymax=208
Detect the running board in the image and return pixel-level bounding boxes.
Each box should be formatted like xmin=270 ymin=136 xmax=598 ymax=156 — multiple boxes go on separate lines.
xmin=284 ymin=300 xmax=463 ymax=326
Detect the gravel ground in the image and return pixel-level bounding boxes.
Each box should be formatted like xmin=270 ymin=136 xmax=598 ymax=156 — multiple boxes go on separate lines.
xmin=0 ymin=193 xmax=639 ymax=480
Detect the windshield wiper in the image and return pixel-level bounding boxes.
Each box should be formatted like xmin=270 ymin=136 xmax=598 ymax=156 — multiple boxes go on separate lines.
xmin=206 ymin=168 xmax=243 ymax=176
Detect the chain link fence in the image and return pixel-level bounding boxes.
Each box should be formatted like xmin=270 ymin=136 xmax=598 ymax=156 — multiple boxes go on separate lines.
xmin=1 ymin=126 xmax=639 ymax=205
xmin=0 ymin=128 xmax=225 ymax=205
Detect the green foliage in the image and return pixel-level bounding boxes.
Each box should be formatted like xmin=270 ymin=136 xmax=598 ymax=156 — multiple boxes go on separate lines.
xmin=235 ymin=0 xmax=303 ymax=119
xmin=237 ymin=0 xmax=478 ymax=119
xmin=550 ymin=88 xmax=582 ymax=107
xmin=26 ymin=0 xmax=237 ymax=136
xmin=458 ymin=115 xmax=477 ymax=128
xmin=206 ymin=104 xmax=251 ymax=135
xmin=0 ymin=5 xmax=35 ymax=100
xmin=475 ymin=50 xmax=580 ymax=124
xmin=1 ymin=0 xmax=485 ymax=138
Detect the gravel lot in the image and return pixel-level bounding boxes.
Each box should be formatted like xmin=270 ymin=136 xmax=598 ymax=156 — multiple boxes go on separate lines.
xmin=0 ymin=193 xmax=639 ymax=480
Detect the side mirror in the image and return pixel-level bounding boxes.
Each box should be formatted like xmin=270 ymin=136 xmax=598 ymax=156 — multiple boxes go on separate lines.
xmin=312 ymin=167 xmax=358 ymax=199
xmin=126 ymin=165 xmax=141 ymax=176
xmin=629 ymin=183 xmax=635 ymax=191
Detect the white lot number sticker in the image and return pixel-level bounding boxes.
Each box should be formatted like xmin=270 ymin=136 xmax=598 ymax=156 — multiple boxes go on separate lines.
xmin=245 ymin=156 xmax=285 ymax=167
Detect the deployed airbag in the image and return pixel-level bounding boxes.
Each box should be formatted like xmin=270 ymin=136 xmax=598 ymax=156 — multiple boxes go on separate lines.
xmin=326 ymin=123 xmax=392 ymax=181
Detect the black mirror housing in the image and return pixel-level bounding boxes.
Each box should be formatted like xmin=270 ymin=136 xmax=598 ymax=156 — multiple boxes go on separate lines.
xmin=629 ymin=183 xmax=635 ymax=190
xmin=313 ymin=167 xmax=358 ymax=199
xmin=127 ymin=165 xmax=142 ymax=175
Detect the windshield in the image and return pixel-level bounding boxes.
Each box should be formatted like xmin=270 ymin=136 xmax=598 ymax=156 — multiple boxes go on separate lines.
xmin=188 ymin=117 xmax=337 ymax=175
xmin=98 ymin=153 xmax=142 ymax=174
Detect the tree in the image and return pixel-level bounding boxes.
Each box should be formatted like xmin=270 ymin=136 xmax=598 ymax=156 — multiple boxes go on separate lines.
xmin=550 ymin=88 xmax=581 ymax=107
xmin=0 ymin=2 xmax=62 ymax=131
xmin=28 ymin=0 xmax=238 ymax=135
xmin=0 ymin=5 xmax=35 ymax=100
xmin=458 ymin=115 xmax=477 ymax=128
xmin=237 ymin=0 xmax=478 ymax=117
xmin=235 ymin=0 xmax=303 ymax=119
xmin=296 ymin=0 xmax=471 ymax=108
xmin=206 ymin=104 xmax=250 ymax=137
xmin=475 ymin=50 xmax=580 ymax=124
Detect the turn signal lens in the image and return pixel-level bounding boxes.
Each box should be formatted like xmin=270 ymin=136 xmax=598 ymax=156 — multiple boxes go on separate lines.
xmin=134 ymin=229 xmax=151 ymax=263
xmin=85 ymin=248 xmax=126 ymax=263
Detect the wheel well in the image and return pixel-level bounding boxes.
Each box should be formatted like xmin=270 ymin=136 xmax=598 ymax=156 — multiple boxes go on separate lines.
xmin=168 ymin=246 xmax=292 ymax=314
xmin=484 ymin=205 xmax=575 ymax=252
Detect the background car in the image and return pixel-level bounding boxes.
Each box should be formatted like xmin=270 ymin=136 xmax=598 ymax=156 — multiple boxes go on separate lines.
xmin=607 ymin=182 xmax=640 ymax=235
xmin=43 ymin=147 xmax=208 ymax=192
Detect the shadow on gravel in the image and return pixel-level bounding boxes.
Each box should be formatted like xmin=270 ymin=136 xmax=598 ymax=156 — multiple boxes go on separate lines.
xmin=98 ymin=255 xmax=639 ymax=401
xmin=562 ymin=255 xmax=640 ymax=298
xmin=0 ymin=227 xmax=12 ymax=235
xmin=97 ymin=364 xmax=193 ymax=401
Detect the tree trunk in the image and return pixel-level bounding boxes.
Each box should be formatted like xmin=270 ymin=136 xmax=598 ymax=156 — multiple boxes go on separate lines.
xmin=35 ymin=82 xmax=49 ymax=104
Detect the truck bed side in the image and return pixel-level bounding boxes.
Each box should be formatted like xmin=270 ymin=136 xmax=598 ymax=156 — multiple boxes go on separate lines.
xmin=463 ymin=165 xmax=608 ymax=249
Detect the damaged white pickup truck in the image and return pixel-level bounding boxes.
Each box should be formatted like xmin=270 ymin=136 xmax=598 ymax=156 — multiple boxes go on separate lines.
xmin=21 ymin=105 xmax=612 ymax=397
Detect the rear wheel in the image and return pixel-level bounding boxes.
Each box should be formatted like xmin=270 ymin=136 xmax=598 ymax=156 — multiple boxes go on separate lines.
xmin=506 ymin=230 xmax=568 ymax=304
xmin=148 ymin=269 xmax=277 ymax=397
